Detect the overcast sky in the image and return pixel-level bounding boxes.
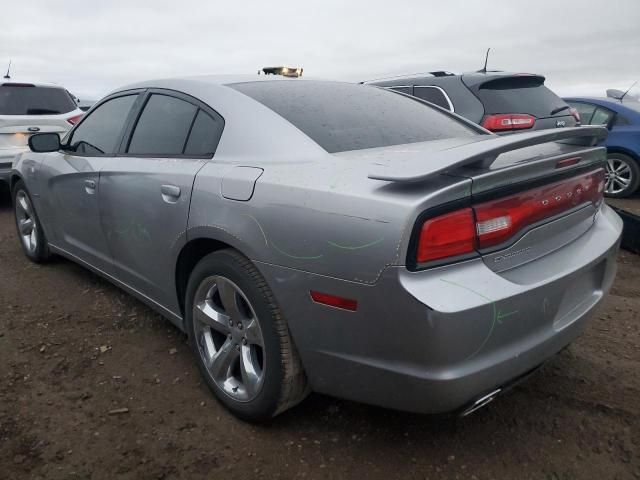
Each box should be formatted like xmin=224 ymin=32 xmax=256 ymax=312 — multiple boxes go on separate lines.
xmin=2 ymin=0 xmax=639 ymax=101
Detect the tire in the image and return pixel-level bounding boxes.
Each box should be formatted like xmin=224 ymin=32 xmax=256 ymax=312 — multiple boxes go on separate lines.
xmin=185 ymin=249 xmax=309 ymax=421
xmin=12 ymin=180 xmax=51 ymax=263
xmin=605 ymin=153 xmax=640 ymax=198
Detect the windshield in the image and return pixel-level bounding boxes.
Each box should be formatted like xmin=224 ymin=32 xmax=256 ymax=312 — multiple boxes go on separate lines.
xmin=0 ymin=85 xmax=77 ymax=115
xmin=230 ymin=81 xmax=479 ymax=153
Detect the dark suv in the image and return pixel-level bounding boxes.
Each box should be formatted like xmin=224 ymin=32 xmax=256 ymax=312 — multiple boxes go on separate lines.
xmin=363 ymin=71 xmax=580 ymax=134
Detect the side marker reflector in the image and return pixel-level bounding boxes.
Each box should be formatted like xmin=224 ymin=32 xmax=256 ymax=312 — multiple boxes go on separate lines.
xmin=310 ymin=291 xmax=357 ymax=311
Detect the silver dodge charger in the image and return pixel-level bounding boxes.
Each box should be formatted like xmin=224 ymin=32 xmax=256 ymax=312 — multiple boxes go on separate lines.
xmin=11 ymin=76 xmax=622 ymax=421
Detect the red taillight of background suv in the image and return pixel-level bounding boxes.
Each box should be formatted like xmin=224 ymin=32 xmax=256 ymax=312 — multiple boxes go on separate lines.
xmin=481 ymin=114 xmax=536 ymax=132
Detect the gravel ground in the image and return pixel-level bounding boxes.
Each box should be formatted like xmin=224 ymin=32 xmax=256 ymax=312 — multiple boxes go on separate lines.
xmin=0 ymin=185 xmax=639 ymax=480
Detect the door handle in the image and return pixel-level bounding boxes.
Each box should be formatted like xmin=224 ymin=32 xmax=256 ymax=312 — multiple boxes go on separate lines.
xmin=161 ymin=184 xmax=181 ymax=203
xmin=84 ymin=179 xmax=97 ymax=194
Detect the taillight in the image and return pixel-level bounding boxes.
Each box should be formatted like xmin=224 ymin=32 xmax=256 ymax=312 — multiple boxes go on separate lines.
xmin=416 ymin=208 xmax=476 ymax=263
xmin=481 ymin=114 xmax=536 ymax=132
xmin=67 ymin=114 xmax=83 ymax=125
xmin=474 ymin=169 xmax=604 ymax=249
xmin=414 ymin=169 xmax=605 ymax=265
xmin=569 ymin=107 xmax=581 ymax=124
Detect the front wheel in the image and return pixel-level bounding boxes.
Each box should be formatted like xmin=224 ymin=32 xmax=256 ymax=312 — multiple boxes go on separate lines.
xmin=185 ymin=249 xmax=308 ymax=421
xmin=13 ymin=180 xmax=50 ymax=263
xmin=604 ymin=153 xmax=640 ymax=198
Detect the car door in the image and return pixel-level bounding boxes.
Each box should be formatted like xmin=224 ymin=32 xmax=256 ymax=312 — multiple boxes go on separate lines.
xmin=38 ymin=92 xmax=141 ymax=274
xmin=99 ymin=90 xmax=224 ymax=314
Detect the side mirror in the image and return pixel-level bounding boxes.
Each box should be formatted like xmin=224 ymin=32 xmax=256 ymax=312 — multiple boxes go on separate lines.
xmin=28 ymin=133 xmax=61 ymax=153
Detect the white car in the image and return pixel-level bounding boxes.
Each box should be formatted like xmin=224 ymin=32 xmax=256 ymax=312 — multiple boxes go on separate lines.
xmin=0 ymin=80 xmax=83 ymax=184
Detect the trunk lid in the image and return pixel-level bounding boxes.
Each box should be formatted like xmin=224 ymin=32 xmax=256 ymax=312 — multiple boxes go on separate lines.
xmin=366 ymin=126 xmax=608 ymax=272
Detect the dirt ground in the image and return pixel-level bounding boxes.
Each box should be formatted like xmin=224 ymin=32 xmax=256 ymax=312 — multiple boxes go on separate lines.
xmin=0 ymin=185 xmax=638 ymax=480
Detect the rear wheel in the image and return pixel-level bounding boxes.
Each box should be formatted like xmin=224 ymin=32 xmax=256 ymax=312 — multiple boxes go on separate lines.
xmin=13 ymin=181 xmax=50 ymax=263
xmin=604 ymin=153 xmax=640 ymax=198
xmin=185 ymin=249 xmax=308 ymax=421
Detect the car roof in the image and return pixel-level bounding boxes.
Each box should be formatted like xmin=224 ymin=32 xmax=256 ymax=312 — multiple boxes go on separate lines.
xmin=1 ymin=79 xmax=68 ymax=89
xmin=117 ymin=74 xmax=300 ymax=92
xmin=564 ymin=96 xmax=640 ymax=118
xmin=363 ymin=71 xmax=543 ymax=85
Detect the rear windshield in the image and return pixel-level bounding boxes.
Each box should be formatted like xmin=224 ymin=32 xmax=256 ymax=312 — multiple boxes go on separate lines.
xmin=0 ymin=85 xmax=77 ymax=115
xmin=230 ymin=81 xmax=478 ymax=153
xmin=473 ymin=76 xmax=568 ymax=118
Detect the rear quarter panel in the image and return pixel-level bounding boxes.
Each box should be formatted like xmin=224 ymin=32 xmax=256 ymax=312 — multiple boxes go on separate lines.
xmin=187 ymin=156 xmax=472 ymax=285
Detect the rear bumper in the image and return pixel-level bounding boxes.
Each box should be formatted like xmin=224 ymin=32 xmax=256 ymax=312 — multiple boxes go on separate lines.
xmin=258 ymin=204 xmax=622 ymax=414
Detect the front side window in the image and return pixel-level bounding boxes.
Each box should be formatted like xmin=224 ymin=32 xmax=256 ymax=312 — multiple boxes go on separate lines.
xmin=128 ymin=94 xmax=197 ymax=155
xmin=413 ymin=86 xmax=453 ymax=111
xmin=67 ymin=94 xmax=138 ymax=155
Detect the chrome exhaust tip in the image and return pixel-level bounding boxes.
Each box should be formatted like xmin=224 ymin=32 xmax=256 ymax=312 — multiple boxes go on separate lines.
xmin=460 ymin=388 xmax=502 ymax=417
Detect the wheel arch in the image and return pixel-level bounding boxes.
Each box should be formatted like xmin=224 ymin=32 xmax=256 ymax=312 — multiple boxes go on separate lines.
xmin=175 ymin=234 xmax=253 ymax=318
xmin=10 ymin=173 xmax=24 ymax=193
xmin=606 ymin=146 xmax=640 ymax=163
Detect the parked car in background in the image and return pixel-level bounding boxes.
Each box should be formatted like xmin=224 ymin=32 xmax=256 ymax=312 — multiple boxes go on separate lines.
xmin=0 ymin=81 xmax=83 ymax=185
xmin=364 ymin=71 xmax=579 ymax=134
xmin=564 ymin=96 xmax=640 ymax=198
xmin=11 ymin=77 xmax=621 ymax=421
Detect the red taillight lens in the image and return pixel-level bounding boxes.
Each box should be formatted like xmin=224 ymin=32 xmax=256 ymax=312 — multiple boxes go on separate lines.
xmin=474 ymin=169 xmax=605 ymax=249
xmin=416 ymin=208 xmax=476 ymax=263
xmin=67 ymin=114 xmax=83 ymax=125
xmin=569 ymin=107 xmax=581 ymax=124
xmin=481 ymin=114 xmax=536 ymax=132
xmin=415 ymin=169 xmax=605 ymax=265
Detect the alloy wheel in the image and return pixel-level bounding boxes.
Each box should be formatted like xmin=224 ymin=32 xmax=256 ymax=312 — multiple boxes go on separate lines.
xmin=15 ymin=191 xmax=38 ymax=254
xmin=192 ymin=275 xmax=266 ymax=401
xmin=605 ymin=157 xmax=633 ymax=195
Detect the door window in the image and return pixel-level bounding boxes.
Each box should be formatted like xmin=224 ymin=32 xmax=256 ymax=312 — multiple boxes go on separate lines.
xmin=184 ymin=110 xmax=224 ymax=156
xmin=67 ymin=95 xmax=138 ymax=155
xmin=127 ymin=94 xmax=197 ymax=155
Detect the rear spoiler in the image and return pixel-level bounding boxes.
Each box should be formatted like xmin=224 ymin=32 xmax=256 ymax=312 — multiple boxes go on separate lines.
xmin=368 ymin=126 xmax=608 ymax=182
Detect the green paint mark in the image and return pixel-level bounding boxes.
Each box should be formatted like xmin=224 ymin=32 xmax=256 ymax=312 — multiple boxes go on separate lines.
xmin=327 ymin=237 xmax=384 ymax=250
xmin=270 ymin=241 xmax=323 ymax=260
xmin=241 ymin=214 xmax=267 ymax=245
xmin=496 ymin=309 xmax=519 ymax=324
xmin=439 ymin=278 xmax=497 ymax=360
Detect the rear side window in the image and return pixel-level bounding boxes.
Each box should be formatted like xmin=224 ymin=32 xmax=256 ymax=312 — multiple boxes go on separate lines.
xmin=413 ymin=86 xmax=453 ymax=111
xmin=128 ymin=94 xmax=197 ymax=155
xmin=386 ymin=86 xmax=412 ymax=95
xmin=231 ymin=81 xmax=478 ymax=153
xmin=184 ymin=110 xmax=224 ymax=156
xmin=569 ymin=102 xmax=596 ymax=124
xmin=68 ymin=94 xmax=137 ymax=155
xmin=591 ymin=107 xmax=614 ymax=126
xmin=0 ymin=84 xmax=77 ymax=115
xmin=474 ymin=76 xmax=567 ymax=118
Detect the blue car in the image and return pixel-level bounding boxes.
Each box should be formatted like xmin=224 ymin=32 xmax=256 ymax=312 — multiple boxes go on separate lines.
xmin=564 ymin=96 xmax=640 ymax=198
